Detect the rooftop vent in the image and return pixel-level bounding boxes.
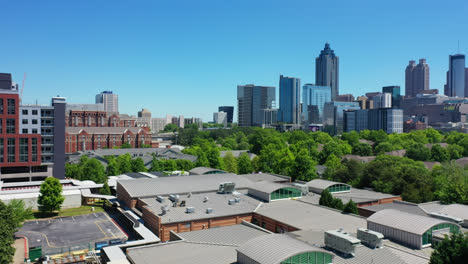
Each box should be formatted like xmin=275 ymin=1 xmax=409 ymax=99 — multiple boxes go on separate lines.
xmin=228 ymin=199 xmax=236 ymax=205
xmin=161 ymin=205 xmax=169 ymax=215
xmin=234 ymin=197 xmax=241 ymax=203
xmin=156 ymin=196 xmax=165 ymax=203
xmin=169 ymin=194 xmax=180 ymax=202
xmin=218 ymin=182 xmax=236 ymax=194
xmin=204 ymin=197 xmax=209 ymax=203
xmin=357 ymin=228 xmax=384 ymax=249
xmin=325 ymin=230 xmax=361 ymax=257
xmin=186 ymin=207 xmax=195 ymax=213
xmin=206 ymin=208 xmax=213 ymax=214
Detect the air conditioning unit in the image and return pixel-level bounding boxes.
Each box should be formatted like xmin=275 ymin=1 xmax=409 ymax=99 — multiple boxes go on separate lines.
xmin=156 ymin=196 xmax=165 ymax=203
xmin=206 ymin=208 xmax=213 ymax=214
xmin=228 ymin=199 xmax=236 ymax=205
xmin=169 ymin=194 xmax=180 ymax=202
xmin=186 ymin=207 xmax=195 ymax=213
xmin=234 ymin=197 xmax=241 ymax=203
xmin=161 ymin=206 xmax=169 ymax=215
xmin=218 ymin=182 xmax=236 ymax=194
xmin=325 ymin=230 xmax=361 ymax=256
xmin=357 ymin=228 xmax=384 ymax=249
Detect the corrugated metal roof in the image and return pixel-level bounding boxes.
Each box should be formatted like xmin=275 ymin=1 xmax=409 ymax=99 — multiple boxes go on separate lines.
xmin=118 ymin=173 xmax=252 ymax=198
xmin=237 ymin=234 xmax=331 ymax=264
xmin=248 ymin=181 xmax=295 ymax=195
xmin=189 ymin=167 xmax=226 ymax=175
xmin=331 ymin=188 xmax=399 ymax=204
xmin=178 ymin=223 xmax=271 ymax=246
xmin=363 ymin=200 xmax=427 ymax=216
xmin=439 ymin=204 xmax=468 ymax=220
xmin=305 ymin=179 xmax=350 ymax=191
xmin=240 ymin=173 xmax=290 ymax=183
xmin=367 ymin=209 xmax=458 ymax=235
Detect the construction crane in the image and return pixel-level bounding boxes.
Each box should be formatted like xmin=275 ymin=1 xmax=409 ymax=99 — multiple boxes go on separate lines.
xmin=20 ymin=72 xmax=26 ymax=104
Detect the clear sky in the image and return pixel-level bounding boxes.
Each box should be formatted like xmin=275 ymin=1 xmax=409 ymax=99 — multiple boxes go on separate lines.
xmin=1 ymin=0 xmax=467 ymax=121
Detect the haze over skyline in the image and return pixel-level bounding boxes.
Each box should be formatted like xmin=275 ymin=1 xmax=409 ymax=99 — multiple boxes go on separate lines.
xmin=1 ymin=0 xmax=467 ymax=121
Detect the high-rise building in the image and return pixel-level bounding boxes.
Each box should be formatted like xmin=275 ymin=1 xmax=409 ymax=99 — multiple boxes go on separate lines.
xmin=405 ymin=59 xmax=430 ymax=97
xmin=278 ymin=75 xmax=300 ymax=125
xmin=344 ymin=109 xmax=368 ymax=132
xmin=213 ymin=111 xmax=227 ymax=127
xmin=446 ymin=54 xmax=466 ymax=97
xmin=382 ymin=86 xmax=400 ymax=108
xmin=237 ymin=85 xmax=275 ymax=127
xmin=302 ymin=84 xmax=331 ymax=123
xmin=138 ymin=108 xmax=152 ymax=118
xmin=316 ymin=43 xmax=339 ymax=100
xmin=344 ymin=108 xmax=403 ymax=134
xmin=355 ymin=96 xmax=368 ymax=109
xmin=323 ymin=101 xmax=360 ymax=135
xmin=95 ymin=91 xmax=118 ymax=113
xmin=218 ymin=106 xmax=234 ymax=124
xmin=336 ymin=94 xmax=355 ymax=102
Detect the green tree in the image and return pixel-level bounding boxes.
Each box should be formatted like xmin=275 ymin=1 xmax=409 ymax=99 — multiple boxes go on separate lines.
xmin=237 ymin=153 xmax=253 ymax=174
xmin=424 ymin=128 xmax=442 ymax=143
xmin=175 ymin=159 xmax=194 ymax=171
xmin=150 ymin=157 xmax=163 ymax=171
xmin=405 ymin=143 xmax=431 ymax=161
xmin=195 ymin=152 xmax=210 ymax=167
xmin=0 ymin=201 xmax=17 ymax=263
xmin=341 ymin=131 xmax=359 ymax=146
xmin=117 ymin=153 xmax=133 ymax=173
xmin=163 ymin=159 xmax=177 ymax=171
xmin=319 ymin=189 xmax=334 ymax=207
xmin=106 ymin=157 xmax=121 ymax=176
xmin=100 ymin=182 xmax=112 ymax=195
xmin=38 ymin=177 xmax=65 ymax=214
xmin=65 ymin=163 xmax=82 ymax=179
xmin=223 ymin=152 xmax=238 ymax=173
xmin=352 ymin=143 xmax=373 ymax=156
xmin=323 ymin=154 xmax=342 ymax=180
xmin=430 ymin=232 xmax=468 ymax=264
xmin=374 ymin=142 xmax=394 ymax=155
xmin=331 ymin=198 xmax=344 ymax=210
xmin=292 ymin=149 xmax=317 ymax=181
xmin=343 ymin=200 xmax=359 ymax=214
xmin=207 ymin=148 xmax=224 ymax=169
xmin=7 ymin=200 xmax=33 ymax=225
xmin=120 ymin=142 xmax=132 ymax=149
xmin=447 ymin=144 xmax=464 ymax=160
xmin=431 ymin=144 xmax=450 ymax=162
xmin=131 ymin=157 xmax=148 ymax=172
xmin=82 ymin=158 xmax=107 ymax=183
xmin=432 ymin=163 xmax=468 ymax=204
xmin=163 ymin=123 xmax=178 ymax=132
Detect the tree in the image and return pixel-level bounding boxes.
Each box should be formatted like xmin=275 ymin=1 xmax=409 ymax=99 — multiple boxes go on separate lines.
xmin=117 ymin=154 xmax=133 ymax=173
xmin=106 ymin=157 xmax=121 ymax=176
xmin=100 ymin=182 xmax=112 ymax=195
xmin=163 ymin=123 xmax=178 ymax=132
xmin=223 ymin=152 xmax=238 ymax=173
xmin=405 ymin=143 xmax=431 ymax=161
xmin=175 ymin=159 xmax=194 ymax=171
xmin=65 ymin=163 xmax=82 ymax=179
xmin=0 ymin=201 xmax=17 ymax=263
xmin=292 ymin=149 xmax=317 ymax=181
xmin=237 ymin=153 xmax=253 ymax=174
xmin=120 ymin=142 xmax=132 ymax=149
xmin=352 ymin=143 xmax=373 ymax=156
xmin=81 ymin=158 xmax=107 ymax=183
xmin=38 ymin=177 xmax=65 ymax=214
xmin=343 ymin=200 xmax=359 ymax=214
xmin=131 ymin=157 xmax=148 ymax=172
xmin=432 ymin=162 xmax=468 ymax=204
xmin=331 ymin=198 xmax=344 ymax=210
xmin=323 ymin=154 xmax=342 ymax=180
xmin=430 ymin=232 xmax=468 ymax=264
xmin=7 ymin=200 xmax=33 ymax=225
xmin=447 ymin=144 xmax=464 ymax=160
xmin=195 ymin=152 xmax=210 ymax=167
xmin=374 ymin=142 xmax=394 ymax=155
xmin=341 ymin=131 xmax=359 ymax=146
xmin=319 ymin=189 xmax=334 ymax=207
xmin=150 ymin=157 xmax=164 ymax=171
xmin=431 ymin=144 xmax=450 ymax=162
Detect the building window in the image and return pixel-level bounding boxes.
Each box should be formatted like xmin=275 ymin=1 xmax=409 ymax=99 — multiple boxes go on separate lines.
xmin=0 ymin=118 xmax=2 ymax=134
xmin=32 ymin=129 xmax=37 ymax=134
xmin=22 ymin=109 xmax=28 ymax=115
xmin=31 ymin=138 xmax=37 ymax=162
xmin=0 ymin=138 xmax=3 ymax=163
xmin=0 ymin=99 xmax=3 ymax=114
xmin=20 ymin=138 xmax=28 ymax=162
xmin=22 ymin=119 xmax=28 ymax=124
xmin=7 ymin=138 xmax=15 ymax=163
xmin=7 ymin=99 xmax=15 ymax=115
xmin=22 ymin=129 xmax=28 ymax=134
xmin=32 ymin=110 xmax=38 ymax=115
xmin=6 ymin=119 xmax=15 ymax=134
xmin=32 ymin=119 xmax=38 ymax=125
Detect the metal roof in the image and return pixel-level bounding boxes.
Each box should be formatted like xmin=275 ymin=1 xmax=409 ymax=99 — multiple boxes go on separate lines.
xmin=240 ymin=173 xmax=290 ymax=183
xmin=142 ymin=192 xmax=260 ymax=224
xmin=117 ymin=173 xmax=252 ymax=198
xmin=237 ymin=234 xmax=331 ymax=264
xmin=362 ymin=200 xmax=428 ymax=216
xmin=438 ymin=204 xmax=468 ymax=220
xmin=306 ymin=179 xmax=350 ymax=191
xmin=178 ymin=222 xmax=271 ymax=246
xmin=367 ymin=209 xmax=459 ymax=235
xmin=255 ymin=199 xmax=366 ymax=231
xmin=248 ymin=181 xmax=296 ymax=194
xmin=189 ymin=167 xmax=226 ymax=175
xmin=331 ymin=188 xmax=400 ymax=204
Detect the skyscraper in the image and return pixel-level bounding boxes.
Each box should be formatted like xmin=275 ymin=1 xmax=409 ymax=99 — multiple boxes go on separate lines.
xmin=382 ymin=86 xmax=401 ymax=108
xmin=302 ymin=84 xmax=331 ymax=123
xmin=218 ymin=106 xmax=234 ymax=123
xmin=405 ymin=59 xmax=429 ymax=97
xmin=446 ymin=54 xmax=466 ymax=97
xmin=316 ymin=43 xmax=339 ymax=100
xmin=237 ymin=85 xmax=275 ymax=127
xmin=278 ymin=75 xmax=301 ymax=125
xmin=96 ymin=91 xmax=118 ymax=113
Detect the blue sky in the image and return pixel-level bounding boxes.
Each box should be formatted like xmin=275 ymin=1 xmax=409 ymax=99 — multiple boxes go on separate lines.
xmin=1 ymin=0 xmax=467 ymax=121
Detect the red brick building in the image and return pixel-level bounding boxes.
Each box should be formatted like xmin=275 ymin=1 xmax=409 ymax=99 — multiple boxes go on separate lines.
xmin=66 ymin=111 xmax=136 ymax=127
xmin=65 ymin=127 xmax=151 ymax=153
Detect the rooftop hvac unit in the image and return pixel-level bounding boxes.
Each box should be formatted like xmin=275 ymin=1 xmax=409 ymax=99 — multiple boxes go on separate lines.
xmin=357 ymin=228 xmax=384 ymax=249
xmin=206 ymin=208 xmax=213 ymax=214
xmin=325 ymin=230 xmax=361 ymax=256
xmin=169 ymin=194 xmax=180 ymax=202
xmin=218 ymin=182 xmax=236 ymax=194
xmin=234 ymin=197 xmax=241 ymax=203
xmin=161 ymin=206 xmax=169 ymax=215
xmin=156 ymin=196 xmax=165 ymax=203
xmin=186 ymin=207 xmax=195 ymax=213
xmin=204 ymin=197 xmax=209 ymax=203
xmin=228 ymin=199 xmax=236 ymax=205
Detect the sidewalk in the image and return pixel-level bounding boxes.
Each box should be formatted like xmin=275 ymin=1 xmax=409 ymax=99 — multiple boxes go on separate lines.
xmin=13 ymin=237 xmax=26 ymax=264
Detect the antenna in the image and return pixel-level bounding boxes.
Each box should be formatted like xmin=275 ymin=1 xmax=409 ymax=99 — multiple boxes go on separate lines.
xmin=20 ymin=73 xmax=26 ymax=104
xmin=458 ymin=40 xmax=460 ymax=53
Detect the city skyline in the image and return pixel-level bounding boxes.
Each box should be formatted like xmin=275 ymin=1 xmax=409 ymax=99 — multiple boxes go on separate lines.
xmin=1 ymin=0 xmax=468 ymax=121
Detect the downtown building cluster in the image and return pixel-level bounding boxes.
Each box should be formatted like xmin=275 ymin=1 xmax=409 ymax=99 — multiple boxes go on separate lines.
xmin=236 ymin=43 xmax=468 ymax=135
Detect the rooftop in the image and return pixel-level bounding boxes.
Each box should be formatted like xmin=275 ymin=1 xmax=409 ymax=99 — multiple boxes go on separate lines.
xmin=189 ymin=167 xmax=226 ymax=175
xmin=240 ymin=172 xmax=290 ymax=183
xmin=306 ymin=179 xmax=350 ymax=193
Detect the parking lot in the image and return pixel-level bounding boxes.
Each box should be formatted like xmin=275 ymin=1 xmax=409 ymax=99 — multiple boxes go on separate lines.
xmin=16 ymin=212 xmax=127 ymax=254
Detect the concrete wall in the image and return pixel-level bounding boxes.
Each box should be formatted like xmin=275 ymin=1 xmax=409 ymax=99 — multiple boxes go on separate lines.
xmin=1 ymin=190 xmax=81 ymax=210
xmin=367 ymin=221 xmax=422 ymax=249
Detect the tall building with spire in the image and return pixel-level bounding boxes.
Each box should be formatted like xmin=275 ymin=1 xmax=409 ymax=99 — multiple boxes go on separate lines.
xmin=405 ymin=59 xmax=429 ymax=98
xmin=316 ymin=43 xmax=339 ymax=101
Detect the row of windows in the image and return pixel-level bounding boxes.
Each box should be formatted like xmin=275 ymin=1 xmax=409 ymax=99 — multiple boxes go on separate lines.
xmin=22 ymin=109 xmax=39 ymax=115
xmin=422 ymin=223 xmax=460 ymax=245
xmin=22 ymin=119 xmax=39 ymax=125
xmin=0 ymin=99 xmax=17 ymax=115
xmin=22 ymin=129 xmax=38 ymax=134
xmin=280 ymin=252 xmax=333 ymax=264
xmin=270 ymin=187 xmax=302 ymax=201
xmin=327 ymin=184 xmax=351 ymax=193
xmin=0 ymin=138 xmax=38 ymax=163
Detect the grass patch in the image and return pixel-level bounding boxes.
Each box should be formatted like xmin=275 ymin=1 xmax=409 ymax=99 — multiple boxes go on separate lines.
xmin=33 ymin=205 xmax=104 ymax=219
